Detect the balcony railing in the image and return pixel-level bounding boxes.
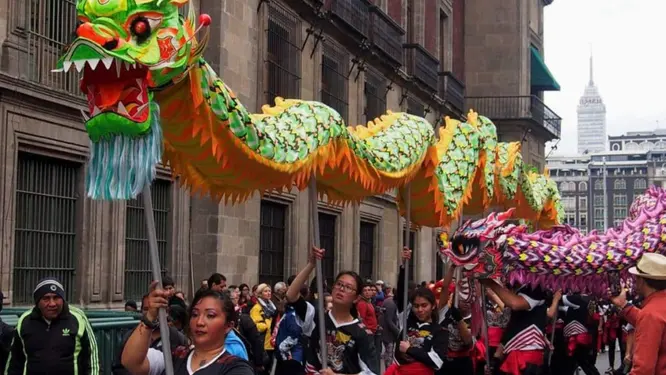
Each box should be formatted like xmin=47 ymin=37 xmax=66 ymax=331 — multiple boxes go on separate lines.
xmin=369 ymin=6 xmax=404 ymax=66
xmin=438 ymin=72 xmax=465 ymax=114
xmin=403 ymin=44 xmax=439 ymax=92
xmin=465 ymin=96 xmax=562 ymax=139
xmin=328 ymin=0 xmax=370 ymax=38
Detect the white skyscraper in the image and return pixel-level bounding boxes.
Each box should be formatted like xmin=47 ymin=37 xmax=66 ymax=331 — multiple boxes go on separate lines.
xmin=577 ymin=54 xmax=607 ymax=154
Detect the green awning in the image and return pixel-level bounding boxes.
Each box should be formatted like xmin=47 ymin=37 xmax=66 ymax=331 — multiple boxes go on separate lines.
xmin=530 ymin=46 xmax=560 ymax=91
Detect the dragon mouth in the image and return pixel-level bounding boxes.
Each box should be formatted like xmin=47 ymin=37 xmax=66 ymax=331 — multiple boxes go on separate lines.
xmin=66 ymin=58 xmax=150 ymax=123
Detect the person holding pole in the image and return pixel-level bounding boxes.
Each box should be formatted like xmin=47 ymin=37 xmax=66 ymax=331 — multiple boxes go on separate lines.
xmin=120 ymin=282 xmax=254 ymax=375
xmin=287 ymin=246 xmax=377 ymax=375
xmin=387 ymin=248 xmax=448 ymax=375
xmin=479 ymin=280 xmax=550 ymax=375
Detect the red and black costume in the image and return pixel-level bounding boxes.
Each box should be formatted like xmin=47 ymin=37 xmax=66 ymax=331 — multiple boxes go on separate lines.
xmin=498 ymin=285 xmax=549 ymax=375
xmin=559 ymin=294 xmax=600 ymax=375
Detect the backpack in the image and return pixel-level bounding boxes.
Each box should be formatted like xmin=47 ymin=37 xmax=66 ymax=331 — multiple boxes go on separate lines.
xmin=274 ymin=305 xmax=307 ymax=363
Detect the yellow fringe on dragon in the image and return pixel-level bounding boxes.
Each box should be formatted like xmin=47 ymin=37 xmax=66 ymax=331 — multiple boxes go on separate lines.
xmin=56 ymin=0 xmax=563 ymax=228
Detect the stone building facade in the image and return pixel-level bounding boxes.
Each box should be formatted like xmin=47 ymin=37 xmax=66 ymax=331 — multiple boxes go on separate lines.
xmin=0 ymin=0 xmax=559 ymax=307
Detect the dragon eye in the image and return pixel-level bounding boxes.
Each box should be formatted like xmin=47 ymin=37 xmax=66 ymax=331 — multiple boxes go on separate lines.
xmin=131 ymin=17 xmax=151 ymax=41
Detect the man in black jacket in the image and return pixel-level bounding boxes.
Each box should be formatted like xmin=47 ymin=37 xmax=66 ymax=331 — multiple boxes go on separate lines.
xmin=5 ymin=278 xmax=100 ymax=375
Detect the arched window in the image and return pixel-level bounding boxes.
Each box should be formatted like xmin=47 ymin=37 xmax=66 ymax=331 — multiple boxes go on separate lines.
xmin=594 ymin=180 xmax=603 ymax=190
xmin=640 ymin=142 xmax=653 ymax=151
xmin=655 ymin=141 xmax=666 ymax=150
xmin=579 ymin=181 xmax=588 ymax=191
xmin=634 ymin=178 xmax=647 ymax=190
xmin=560 ymin=182 xmax=570 ymax=191
xmin=614 ymin=179 xmax=626 ymax=190
xmin=626 ymin=142 xmax=639 ymax=151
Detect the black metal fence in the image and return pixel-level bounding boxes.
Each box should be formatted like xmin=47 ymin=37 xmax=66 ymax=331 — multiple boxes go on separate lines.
xmin=465 ymin=96 xmax=562 ymax=138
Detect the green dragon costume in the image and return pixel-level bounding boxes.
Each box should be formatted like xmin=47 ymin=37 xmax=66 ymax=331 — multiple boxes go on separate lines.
xmin=56 ymin=0 xmax=563 ymax=228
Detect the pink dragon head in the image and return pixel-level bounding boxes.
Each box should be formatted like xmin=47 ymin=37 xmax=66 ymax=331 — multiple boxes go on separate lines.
xmin=437 ymin=208 xmax=516 ymax=279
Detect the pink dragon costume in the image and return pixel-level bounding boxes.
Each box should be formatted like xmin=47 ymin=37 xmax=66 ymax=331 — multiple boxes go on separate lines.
xmin=439 ymin=186 xmax=666 ymax=297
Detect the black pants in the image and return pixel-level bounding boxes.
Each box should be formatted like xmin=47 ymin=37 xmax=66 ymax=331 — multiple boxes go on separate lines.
xmin=562 ymin=345 xmax=600 ymax=375
xmin=607 ymin=329 xmax=626 ymax=370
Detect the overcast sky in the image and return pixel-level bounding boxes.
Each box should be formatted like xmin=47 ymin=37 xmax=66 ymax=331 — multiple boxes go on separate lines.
xmin=543 ymin=0 xmax=666 ymax=156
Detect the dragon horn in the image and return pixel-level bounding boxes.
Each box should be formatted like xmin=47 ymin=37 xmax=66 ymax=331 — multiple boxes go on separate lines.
xmin=498 ymin=208 xmax=516 ymax=220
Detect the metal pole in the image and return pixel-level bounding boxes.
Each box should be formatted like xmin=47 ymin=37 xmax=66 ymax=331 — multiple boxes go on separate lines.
xmin=454 ymin=210 xmax=463 ymax=308
xmin=602 ymin=156 xmax=608 ymax=230
xmin=401 ymin=184 xmax=411 ymax=341
xmin=308 ymin=178 xmax=328 ymax=369
xmin=142 ymin=185 xmax=174 ymax=375
xmin=481 ymin=285 xmax=491 ymax=371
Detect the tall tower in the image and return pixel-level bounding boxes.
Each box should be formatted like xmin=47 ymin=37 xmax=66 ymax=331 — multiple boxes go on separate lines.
xmin=577 ymin=52 xmax=607 ymax=154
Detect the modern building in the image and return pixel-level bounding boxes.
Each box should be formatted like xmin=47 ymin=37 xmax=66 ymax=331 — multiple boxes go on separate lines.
xmin=545 ymin=155 xmax=590 ymax=234
xmin=0 ymin=0 xmax=560 ymax=307
xmin=464 ymin=0 xmax=562 ymax=171
xmin=609 ymin=129 xmax=666 ymax=152
xmin=577 ymin=54 xmax=607 ymax=154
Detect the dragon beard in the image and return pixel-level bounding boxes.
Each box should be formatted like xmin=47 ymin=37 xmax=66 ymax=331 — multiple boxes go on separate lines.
xmin=86 ymin=102 xmax=162 ymax=199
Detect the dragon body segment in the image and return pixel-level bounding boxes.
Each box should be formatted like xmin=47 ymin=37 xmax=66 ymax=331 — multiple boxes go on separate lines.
xmin=441 ymin=186 xmax=666 ymax=296
xmin=58 ymin=0 xmax=563 ymax=229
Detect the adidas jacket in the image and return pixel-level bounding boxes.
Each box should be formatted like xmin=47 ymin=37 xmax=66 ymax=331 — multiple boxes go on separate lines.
xmin=5 ymin=304 xmax=99 ymax=375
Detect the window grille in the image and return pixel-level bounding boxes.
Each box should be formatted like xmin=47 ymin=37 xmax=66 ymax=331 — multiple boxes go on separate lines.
xmin=13 ymin=152 xmax=80 ymax=304
xmin=22 ymin=0 xmax=81 ymax=96
xmin=321 ymin=42 xmax=349 ymax=124
xmin=124 ymin=180 xmax=171 ymax=301
xmin=318 ymin=213 xmax=337 ymax=288
xmin=407 ymin=231 xmax=416 ymax=282
xmin=593 ymin=208 xmax=604 ymax=220
xmin=613 ymin=179 xmax=626 ymax=190
xmin=259 ymin=201 xmax=286 ymax=287
xmin=612 ymin=194 xmax=627 ymax=207
xmin=594 ymin=179 xmax=603 ymax=190
xmin=265 ymin=5 xmax=301 ymax=105
xmin=593 ymin=195 xmax=604 ymax=207
xmin=364 ymin=68 xmax=387 ymax=122
xmin=634 ymin=179 xmax=647 ymax=190
xmin=359 ymin=222 xmax=376 ymax=280
xmin=579 ymin=213 xmax=587 ymax=228
xmin=578 ymin=196 xmax=587 ymax=211
xmin=594 ymin=219 xmax=604 ymax=231
xmin=613 ymin=207 xmax=627 ymax=219
xmin=407 ymin=97 xmax=424 ymax=117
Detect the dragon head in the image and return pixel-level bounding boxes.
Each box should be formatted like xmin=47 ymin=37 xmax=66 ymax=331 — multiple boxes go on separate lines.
xmin=56 ymin=0 xmax=203 ymax=141
xmin=437 ymin=208 xmax=516 ymax=279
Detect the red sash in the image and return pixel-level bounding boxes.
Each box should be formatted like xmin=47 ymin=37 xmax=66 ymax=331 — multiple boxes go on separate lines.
xmin=499 ymin=350 xmax=543 ymax=375
xmin=385 ymin=361 xmax=434 ymax=375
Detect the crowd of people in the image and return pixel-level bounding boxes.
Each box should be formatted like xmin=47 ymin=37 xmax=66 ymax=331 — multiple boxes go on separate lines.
xmin=0 ymin=249 xmax=663 ymax=375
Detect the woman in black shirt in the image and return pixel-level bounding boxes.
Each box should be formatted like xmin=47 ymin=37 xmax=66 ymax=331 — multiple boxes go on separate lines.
xmin=286 ymin=245 xmax=377 ymax=375
xmin=390 ymin=247 xmax=449 ymax=375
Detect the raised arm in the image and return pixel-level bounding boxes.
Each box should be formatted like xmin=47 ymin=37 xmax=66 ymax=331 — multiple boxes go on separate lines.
xmin=395 ymin=247 xmax=411 ymax=314
xmin=437 ymin=263 xmax=455 ymax=311
xmin=547 ymin=290 xmax=562 ymax=319
xmin=480 ymin=279 xmax=532 ymax=311
xmin=286 ymin=246 xmax=324 ymax=303
xmin=121 ymin=281 xmax=169 ymax=375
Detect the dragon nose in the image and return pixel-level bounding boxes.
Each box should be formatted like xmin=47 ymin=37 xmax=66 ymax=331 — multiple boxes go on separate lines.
xmin=76 ymin=22 xmax=119 ymax=50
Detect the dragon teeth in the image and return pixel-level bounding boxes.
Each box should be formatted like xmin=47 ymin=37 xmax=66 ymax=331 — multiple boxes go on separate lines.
xmin=80 ymin=109 xmax=90 ymax=121
xmin=117 ymin=102 xmax=130 ymax=116
xmin=63 ymin=61 xmax=72 ymax=72
xmin=87 ymin=58 xmax=100 ymax=70
xmin=102 ymin=57 xmax=114 ymax=69
xmin=92 ymin=106 xmax=101 ymax=116
xmin=115 ymin=61 xmax=122 ymax=77
xmin=74 ymin=60 xmax=86 ymax=72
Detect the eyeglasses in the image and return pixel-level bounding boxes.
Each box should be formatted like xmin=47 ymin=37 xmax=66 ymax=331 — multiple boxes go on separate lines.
xmin=333 ymin=281 xmax=356 ymax=294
